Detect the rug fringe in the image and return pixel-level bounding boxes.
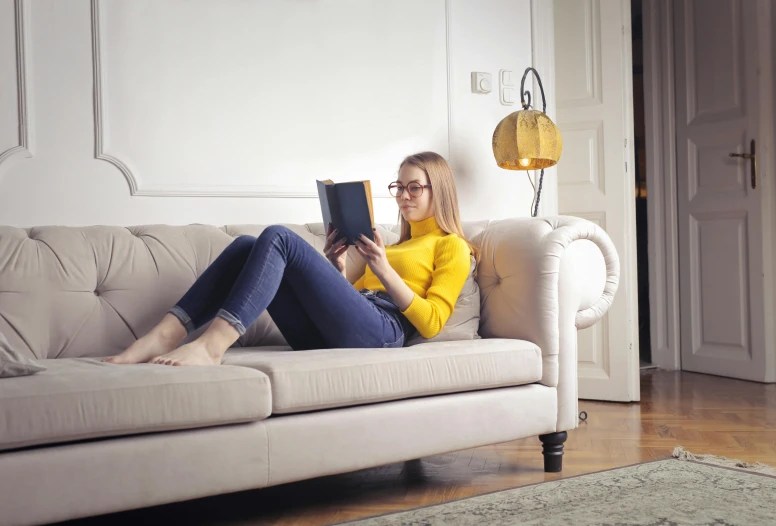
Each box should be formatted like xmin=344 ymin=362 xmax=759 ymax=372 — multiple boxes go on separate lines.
xmin=672 ymin=446 xmax=776 ymax=476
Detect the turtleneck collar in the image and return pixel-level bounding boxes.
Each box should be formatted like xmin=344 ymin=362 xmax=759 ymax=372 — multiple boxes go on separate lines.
xmin=409 ymin=216 xmax=440 ymax=238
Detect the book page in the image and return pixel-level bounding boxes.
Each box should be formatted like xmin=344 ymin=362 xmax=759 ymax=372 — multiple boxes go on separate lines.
xmin=363 ymin=180 xmax=374 ymax=227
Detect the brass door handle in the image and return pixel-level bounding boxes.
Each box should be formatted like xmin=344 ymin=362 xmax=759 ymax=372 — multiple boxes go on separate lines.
xmin=729 ymin=139 xmax=756 ymax=189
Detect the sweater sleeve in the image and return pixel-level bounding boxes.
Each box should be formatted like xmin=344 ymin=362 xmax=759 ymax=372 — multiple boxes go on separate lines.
xmin=401 ymin=235 xmax=471 ymax=339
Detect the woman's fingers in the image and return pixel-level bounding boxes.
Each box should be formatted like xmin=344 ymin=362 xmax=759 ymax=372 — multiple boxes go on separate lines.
xmin=331 ymin=237 xmax=345 ymax=249
xmin=324 ymin=229 xmax=342 ymax=254
xmin=324 ymin=224 xmax=333 ymax=247
xmin=358 ymin=234 xmax=378 ymax=249
xmin=325 ymin=228 xmax=340 ymax=245
xmin=354 ymin=243 xmax=371 ymax=259
xmin=355 ymin=238 xmax=371 ymax=254
xmin=332 ymin=244 xmax=348 ymax=257
xmin=373 ymin=228 xmax=384 ymax=248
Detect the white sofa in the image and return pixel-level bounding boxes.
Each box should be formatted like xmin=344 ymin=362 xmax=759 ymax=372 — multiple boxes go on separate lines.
xmin=0 ymin=216 xmax=618 ymax=526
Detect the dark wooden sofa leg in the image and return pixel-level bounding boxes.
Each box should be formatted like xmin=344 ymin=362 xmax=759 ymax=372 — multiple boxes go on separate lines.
xmin=538 ymin=431 xmax=568 ymax=473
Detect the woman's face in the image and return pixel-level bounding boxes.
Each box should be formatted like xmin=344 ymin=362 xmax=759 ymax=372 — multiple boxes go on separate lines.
xmin=395 ymin=164 xmax=435 ymax=223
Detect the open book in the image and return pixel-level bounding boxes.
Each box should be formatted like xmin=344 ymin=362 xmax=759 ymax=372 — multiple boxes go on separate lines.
xmin=317 ymin=179 xmax=375 ymax=245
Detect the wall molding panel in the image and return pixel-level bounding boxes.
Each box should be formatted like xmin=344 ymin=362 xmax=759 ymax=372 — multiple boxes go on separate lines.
xmin=444 ymin=0 xmax=453 ymax=166
xmin=91 ymin=0 xmax=327 ymax=198
xmin=90 ymin=0 xmax=137 ymax=194
xmin=90 ymin=0 xmax=451 ymax=199
xmin=0 ymin=0 xmax=542 ymax=227
xmin=0 ymin=0 xmax=32 ymax=170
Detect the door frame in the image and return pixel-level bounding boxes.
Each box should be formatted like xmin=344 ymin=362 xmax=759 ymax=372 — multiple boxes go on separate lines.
xmin=529 ymin=0 xmax=558 ymax=217
xmin=551 ymin=0 xmax=640 ymax=401
xmin=643 ymin=0 xmax=776 ymax=377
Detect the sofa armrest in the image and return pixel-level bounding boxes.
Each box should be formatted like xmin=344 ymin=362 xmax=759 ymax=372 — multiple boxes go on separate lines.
xmin=472 ymin=216 xmax=619 ymax=431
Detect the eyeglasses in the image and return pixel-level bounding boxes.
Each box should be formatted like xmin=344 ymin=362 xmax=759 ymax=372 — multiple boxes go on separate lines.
xmin=388 ymin=182 xmax=432 ymax=198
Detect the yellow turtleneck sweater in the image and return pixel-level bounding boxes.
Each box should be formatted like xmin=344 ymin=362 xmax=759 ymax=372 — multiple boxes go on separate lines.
xmin=352 ymin=216 xmax=471 ymax=339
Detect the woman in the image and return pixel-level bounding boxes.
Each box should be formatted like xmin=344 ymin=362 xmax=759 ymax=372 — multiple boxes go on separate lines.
xmin=105 ymin=151 xmax=478 ymax=366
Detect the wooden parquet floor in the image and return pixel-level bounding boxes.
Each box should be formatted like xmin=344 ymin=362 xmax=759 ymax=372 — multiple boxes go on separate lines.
xmin=63 ymin=370 xmax=776 ymax=526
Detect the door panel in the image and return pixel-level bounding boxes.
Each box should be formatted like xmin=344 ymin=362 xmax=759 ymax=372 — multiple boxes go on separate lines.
xmin=690 ymin=213 xmax=750 ymax=357
xmin=575 ymin=211 xmax=610 ymax=381
xmin=675 ymin=0 xmax=766 ymax=380
xmin=684 ymin=0 xmax=744 ymax=124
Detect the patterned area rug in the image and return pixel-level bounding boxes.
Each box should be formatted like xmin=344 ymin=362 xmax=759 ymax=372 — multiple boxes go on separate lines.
xmin=341 ymin=449 xmax=776 ymax=526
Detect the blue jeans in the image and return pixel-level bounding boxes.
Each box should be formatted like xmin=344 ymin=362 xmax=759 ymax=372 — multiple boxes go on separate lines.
xmin=168 ymin=225 xmax=413 ymax=350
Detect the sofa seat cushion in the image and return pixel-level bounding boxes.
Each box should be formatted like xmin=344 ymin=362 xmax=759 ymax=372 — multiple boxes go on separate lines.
xmin=0 ymin=358 xmax=272 ymax=452
xmin=222 ymin=338 xmax=542 ymax=414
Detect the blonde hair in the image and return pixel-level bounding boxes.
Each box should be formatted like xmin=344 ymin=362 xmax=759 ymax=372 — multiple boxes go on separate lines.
xmin=397 ymin=152 xmax=480 ymax=267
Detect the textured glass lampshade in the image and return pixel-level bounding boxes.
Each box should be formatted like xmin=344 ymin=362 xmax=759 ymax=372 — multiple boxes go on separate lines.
xmin=492 ymin=109 xmax=563 ymax=170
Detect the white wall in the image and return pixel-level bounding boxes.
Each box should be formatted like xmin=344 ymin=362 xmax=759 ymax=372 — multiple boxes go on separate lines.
xmin=0 ymin=0 xmax=545 ymax=228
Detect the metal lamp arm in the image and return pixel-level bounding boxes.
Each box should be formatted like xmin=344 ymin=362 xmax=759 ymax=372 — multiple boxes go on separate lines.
xmin=520 ymin=67 xmax=547 ymax=114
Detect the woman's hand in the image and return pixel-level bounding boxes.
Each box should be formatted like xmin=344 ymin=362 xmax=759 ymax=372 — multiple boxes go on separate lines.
xmin=356 ymin=228 xmax=415 ymax=310
xmin=355 ymin=229 xmax=391 ymax=279
xmin=323 ymin=224 xmax=348 ymax=275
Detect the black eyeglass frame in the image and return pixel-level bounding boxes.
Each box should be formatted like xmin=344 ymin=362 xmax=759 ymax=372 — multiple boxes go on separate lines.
xmin=387 ymin=181 xmax=432 ymax=198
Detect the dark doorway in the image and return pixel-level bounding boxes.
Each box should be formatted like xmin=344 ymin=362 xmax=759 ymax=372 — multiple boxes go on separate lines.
xmin=631 ymin=0 xmax=651 ymax=366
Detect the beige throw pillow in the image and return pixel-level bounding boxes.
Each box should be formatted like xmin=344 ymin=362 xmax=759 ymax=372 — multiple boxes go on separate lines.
xmin=0 ymin=331 xmax=47 ymax=378
xmin=406 ymin=256 xmax=481 ymax=346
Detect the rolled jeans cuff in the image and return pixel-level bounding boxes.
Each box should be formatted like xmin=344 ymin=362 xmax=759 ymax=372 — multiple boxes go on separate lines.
xmin=168 ymin=305 xmax=196 ymax=334
xmin=216 ymin=308 xmax=247 ymax=336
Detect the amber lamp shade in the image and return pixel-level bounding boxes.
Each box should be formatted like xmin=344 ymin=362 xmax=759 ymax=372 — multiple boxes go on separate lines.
xmin=492 ymin=108 xmax=562 ymax=170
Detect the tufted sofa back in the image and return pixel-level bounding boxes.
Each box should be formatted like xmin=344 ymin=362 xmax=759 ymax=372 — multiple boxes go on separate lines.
xmin=0 ymin=218 xmax=610 ymax=361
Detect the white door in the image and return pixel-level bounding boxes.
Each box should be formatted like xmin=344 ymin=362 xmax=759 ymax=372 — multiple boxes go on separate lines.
xmin=554 ymin=0 xmax=640 ymax=401
xmin=674 ymin=0 xmax=769 ymax=381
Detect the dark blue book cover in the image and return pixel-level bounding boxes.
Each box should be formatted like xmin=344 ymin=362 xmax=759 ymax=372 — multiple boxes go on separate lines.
xmin=317 ymin=179 xmax=374 ymax=245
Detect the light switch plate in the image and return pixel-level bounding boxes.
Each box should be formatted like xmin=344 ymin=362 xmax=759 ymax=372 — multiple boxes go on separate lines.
xmin=499 ymin=69 xmax=516 ymax=105
xmin=500 ymin=87 xmax=516 ymax=106
xmin=500 ymin=69 xmax=514 ymax=87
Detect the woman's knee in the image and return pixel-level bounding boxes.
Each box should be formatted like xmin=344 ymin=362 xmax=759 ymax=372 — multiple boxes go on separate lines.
xmin=258 ymin=225 xmax=295 ymax=246
xmin=256 ymin=225 xmax=307 ymax=258
xmin=259 ymin=225 xmax=290 ymax=239
xmin=228 ymin=235 xmax=257 ymax=255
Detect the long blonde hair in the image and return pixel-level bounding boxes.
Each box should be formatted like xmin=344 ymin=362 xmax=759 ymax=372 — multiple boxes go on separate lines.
xmin=397 ymin=152 xmax=480 ymax=267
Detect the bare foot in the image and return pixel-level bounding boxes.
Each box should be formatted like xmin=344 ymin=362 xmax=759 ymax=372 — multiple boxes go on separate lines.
xmin=103 ymin=315 xmax=186 ymax=364
xmin=149 ymin=317 xmax=238 ymax=367
xmin=150 ymin=340 xmax=222 ymax=366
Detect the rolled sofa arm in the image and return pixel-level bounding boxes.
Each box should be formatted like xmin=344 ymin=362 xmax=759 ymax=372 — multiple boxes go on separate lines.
xmin=471 ymin=216 xmax=620 ymax=431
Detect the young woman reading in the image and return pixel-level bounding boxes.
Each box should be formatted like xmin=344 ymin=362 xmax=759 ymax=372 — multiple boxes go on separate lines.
xmin=104 ymin=151 xmax=478 ymax=366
